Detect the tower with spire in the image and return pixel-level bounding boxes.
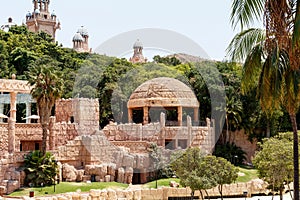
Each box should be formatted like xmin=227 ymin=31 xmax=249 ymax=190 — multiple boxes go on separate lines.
xmin=129 ymin=39 xmax=147 ymax=64
xmin=25 ymin=0 xmax=60 ymax=39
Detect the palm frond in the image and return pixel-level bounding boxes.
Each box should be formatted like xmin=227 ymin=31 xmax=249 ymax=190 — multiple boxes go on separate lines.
xmin=257 ymin=47 xmax=291 ymax=112
xmin=226 ymin=28 xmax=265 ymax=62
xmin=230 ymin=0 xmax=265 ymax=30
xmin=241 ymin=42 xmax=264 ymax=94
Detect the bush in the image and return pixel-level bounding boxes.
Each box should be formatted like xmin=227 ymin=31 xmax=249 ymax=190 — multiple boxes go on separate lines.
xmin=24 ymin=151 xmax=58 ymax=187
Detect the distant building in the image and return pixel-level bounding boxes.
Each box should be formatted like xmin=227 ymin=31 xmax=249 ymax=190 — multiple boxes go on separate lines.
xmin=72 ymin=26 xmax=91 ymax=53
xmin=129 ymin=39 xmax=147 ymax=63
xmin=25 ymin=0 xmax=60 ymax=39
xmin=0 ymin=17 xmax=17 ymax=32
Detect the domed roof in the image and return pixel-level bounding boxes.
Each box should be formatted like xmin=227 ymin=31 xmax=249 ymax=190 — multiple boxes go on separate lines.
xmin=133 ymin=39 xmax=143 ymax=48
xmin=128 ymin=77 xmax=199 ymax=108
xmin=26 ymin=11 xmax=32 ymax=17
xmin=73 ymin=32 xmax=84 ymax=41
xmin=51 ymin=10 xmax=56 ymax=17
xmin=34 ymin=9 xmax=40 ymax=14
xmin=77 ymin=26 xmax=88 ymax=36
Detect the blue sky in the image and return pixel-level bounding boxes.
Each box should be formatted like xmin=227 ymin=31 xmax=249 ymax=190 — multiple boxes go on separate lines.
xmin=0 ymin=1 xmax=243 ymax=61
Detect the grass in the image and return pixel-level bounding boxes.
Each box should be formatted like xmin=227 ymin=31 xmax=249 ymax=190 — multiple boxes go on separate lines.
xmin=8 ymin=167 xmax=258 ymax=196
xmin=9 ymin=182 xmax=128 ymax=197
xmin=236 ymin=166 xmax=258 ymax=183
xmin=143 ymin=178 xmax=181 ymax=188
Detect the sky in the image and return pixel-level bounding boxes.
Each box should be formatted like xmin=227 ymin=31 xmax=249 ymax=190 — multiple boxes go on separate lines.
xmin=0 ymin=0 xmax=243 ymax=61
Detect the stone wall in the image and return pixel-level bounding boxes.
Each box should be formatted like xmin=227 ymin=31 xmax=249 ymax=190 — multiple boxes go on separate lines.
xmin=228 ymin=130 xmax=257 ymax=162
xmin=55 ymin=98 xmax=99 ymax=135
xmin=17 ymin=179 xmax=270 ymax=200
xmin=0 ymin=124 xmax=8 ymax=153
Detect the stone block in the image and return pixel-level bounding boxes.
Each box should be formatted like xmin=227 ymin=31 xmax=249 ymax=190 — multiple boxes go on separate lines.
xmin=76 ymin=170 xmax=84 ymax=182
xmin=0 ymin=186 xmax=6 ymax=196
xmin=82 ymin=175 xmax=91 ymax=182
xmin=117 ymin=168 xmax=125 ymax=183
xmin=104 ymin=175 xmax=110 ymax=182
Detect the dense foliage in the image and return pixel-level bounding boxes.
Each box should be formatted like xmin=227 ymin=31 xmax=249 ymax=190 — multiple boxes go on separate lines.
xmin=24 ymin=151 xmax=58 ymax=187
xmin=171 ymin=147 xmax=238 ymax=199
xmin=0 ymin=25 xmax=298 ymax=142
xmin=253 ymin=132 xmax=294 ymax=199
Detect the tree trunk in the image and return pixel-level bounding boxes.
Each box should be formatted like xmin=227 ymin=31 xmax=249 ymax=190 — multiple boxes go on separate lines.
xmin=266 ymin=120 xmax=271 ymax=138
xmin=41 ymin=123 xmax=48 ymax=155
xmin=226 ymin=116 xmax=229 ymax=143
xmin=39 ymin=103 xmax=51 ymax=156
xmin=290 ymin=113 xmax=299 ymax=200
xmin=218 ymin=184 xmax=224 ymax=200
xmin=279 ymin=188 xmax=283 ymax=200
xmin=205 ymin=189 xmax=210 ymax=200
xmin=191 ymin=190 xmax=195 ymax=200
xmin=199 ymin=190 xmax=204 ymax=200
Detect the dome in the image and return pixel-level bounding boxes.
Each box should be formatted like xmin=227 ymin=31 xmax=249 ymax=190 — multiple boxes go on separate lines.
xmin=51 ymin=10 xmax=56 ymax=17
xmin=128 ymin=77 xmax=199 ymax=108
xmin=133 ymin=39 xmax=143 ymax=48
xmin=26 ymin=11 xmax=32 ymax=17
xmin=77 ymin=26 xmax=88 ymax=36
xmin=73 ymin=32 xmax=84 ymax=41
xmin=34 ymin=9 xmax=40 ymax=14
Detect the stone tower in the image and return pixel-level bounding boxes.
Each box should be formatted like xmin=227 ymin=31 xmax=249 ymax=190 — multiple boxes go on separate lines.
xmin=72 ymin=26 xmax=90 ymax=53
xmin=129 ymin=39 xmax=147 ymax=64
xmin=25 ymin=0 xmax=60 ymax=39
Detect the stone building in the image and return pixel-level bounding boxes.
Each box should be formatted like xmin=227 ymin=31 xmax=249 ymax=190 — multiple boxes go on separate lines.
xmin=72 ymin=26 xmax=91 ymax=53
xmin=129 ymin=39 xmax=147 ymax=63
xmin=0 ymin=75 xmax=214 ymax=194
xmin=25 ymin=0 xmax=60 ymax=39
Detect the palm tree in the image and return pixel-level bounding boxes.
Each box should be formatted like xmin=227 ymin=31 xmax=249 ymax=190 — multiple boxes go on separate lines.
xmin=227 ymin=0 xmax=300 ymax=199
xmin=27 ymin=56 xmax=64 ymax=155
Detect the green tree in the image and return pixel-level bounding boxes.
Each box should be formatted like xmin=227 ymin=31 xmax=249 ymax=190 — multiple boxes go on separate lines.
xmin=212 ymin=156 xmax=239 ymax=200
xmin=27 ymin=56 xmax=64 ymax=155
xmin=228 ymin=1 xmax=300 ymax=198
xmin=253 ymin=132 xmax=294 ymax=200
xmin=24 ymin=150 xmax=58 ymax=187
xmin=148 ymin=143 xmax=171 ymax=188
xmin=171 ymin=147 xmax=205 ymax=199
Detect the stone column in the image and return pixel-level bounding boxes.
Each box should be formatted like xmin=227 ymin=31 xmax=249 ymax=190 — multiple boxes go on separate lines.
xmin=143 ymin=107 xmax=149 ymax=125
xmin=128 ymin=108 xmax=133 ymax=123
xmin=39 ymin=1 xmax=42 ymax=11
xmin=194 ymin=108 xmax=199 ymax=126
xmin=8 ymin=91 xmax=17 ymax=153
xmin=187 ymin=115 xmax=192 ymax=147
xmin=26 ymin=102 xmax=31 ymax=123
xmin=0 ymin=103 xmax=4 ymax=123
xmin=177 ymin=106 xmax=182 ymax=126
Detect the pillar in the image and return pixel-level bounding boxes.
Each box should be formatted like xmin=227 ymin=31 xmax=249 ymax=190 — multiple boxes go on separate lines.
xmin=187 ymin=115 xmax=192 ymax=147
xmin=8 ymin=91 xmax=17 ymax=153
xmin=177 ymin=106 xmax=182 ymax=126
xmin=26 ymin=102 xmax=32 ymax=123
xmin=128 ymin=108 xmax=133 ymax=123
xmin=0 ymin=104 xmax=3 ymax=123
xmin=143 ymin=107 xmax=149 ymax=125
xmin=194 ymin=108 xmax=199 ymax=126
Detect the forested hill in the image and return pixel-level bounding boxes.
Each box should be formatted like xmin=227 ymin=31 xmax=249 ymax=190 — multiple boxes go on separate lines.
xmin=0 ymin=25 xmax=295 ymax=135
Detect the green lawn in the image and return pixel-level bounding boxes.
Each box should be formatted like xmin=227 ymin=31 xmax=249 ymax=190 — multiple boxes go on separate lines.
xmin=9 ymin=182 xmax=128 ymax=197
xmin=9 ymin=167 xmax=258 ymax=197
xmin=236 ymin=166 xmax=258 ymax=182
xmin=143 ymin=178 xmax=181 ymax=188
